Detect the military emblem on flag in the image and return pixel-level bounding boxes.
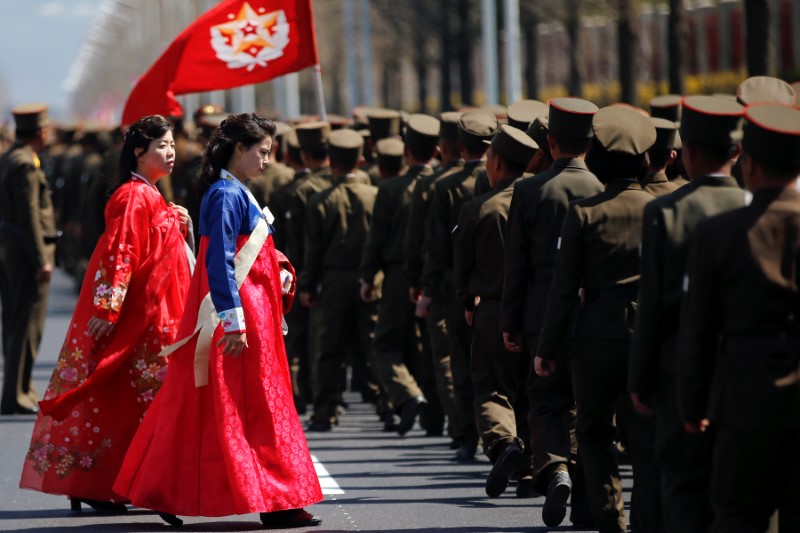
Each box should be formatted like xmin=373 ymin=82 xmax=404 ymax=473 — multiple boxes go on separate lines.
xmin=211 ymin=2 xmax=290 ymax=71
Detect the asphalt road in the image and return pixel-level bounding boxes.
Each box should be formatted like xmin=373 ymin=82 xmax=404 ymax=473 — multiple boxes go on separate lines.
xmin=0 ymin=269 xmax=632 ymax=532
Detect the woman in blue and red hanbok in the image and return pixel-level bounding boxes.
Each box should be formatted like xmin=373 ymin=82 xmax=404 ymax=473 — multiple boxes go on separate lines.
xmin=20 ymin=115 xmax=193 ymax=512
xmin=114 ymin=113 xmax=322 ymax=529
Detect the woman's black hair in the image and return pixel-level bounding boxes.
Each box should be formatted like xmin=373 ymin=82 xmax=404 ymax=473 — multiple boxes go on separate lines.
xmin=112 ymin=114 xmax=172 ymax=195
xmin=197 ymin=113 xmax=276 ymax=199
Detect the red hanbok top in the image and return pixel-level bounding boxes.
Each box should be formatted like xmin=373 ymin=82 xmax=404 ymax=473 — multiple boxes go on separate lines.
xmin=20 ymin=179 xmax=191 ymax=501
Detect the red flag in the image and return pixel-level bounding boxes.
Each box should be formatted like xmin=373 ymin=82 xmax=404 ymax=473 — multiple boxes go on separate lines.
xmin=122 ymin=0 xmax=319 ymax=125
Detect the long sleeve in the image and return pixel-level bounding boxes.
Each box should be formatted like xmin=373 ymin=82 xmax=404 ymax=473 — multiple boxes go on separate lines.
xmin=403 ymin=183 xmax=427 ymax=287
xmin=677 ymin=224 xmax=721 ymax=425
xmin=91 ymin=186 xmax=148 ymax=323
xmin=537 ymin=205 xmax=584 ymax=360
xmin=422 ymin=182 xmax=451 ymax=295
xmin=501 ymin=183 xmax=527 ymax=333
xmin=204 ymin=186 xmax=248 ymax=333
xmin=299 ymin=196 xmax=326 ymax=292
xmin=13 ymin=159 xmax=48 ymax=269
xmin=628 ymin=202 xmax=667 ymax=395
xmin=453 ymin=203 xmax=476 ymax=311
xmin=360 ymin=183 xmax=390 ymax=283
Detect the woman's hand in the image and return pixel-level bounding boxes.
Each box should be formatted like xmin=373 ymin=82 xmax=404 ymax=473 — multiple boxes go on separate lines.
xmin=217 ymin=332 xmax=248 ymax=357
xmin=169 ymin=203 xmax=192 ymax=229
xmin=87 ymin=316 xmax=114 ymax=340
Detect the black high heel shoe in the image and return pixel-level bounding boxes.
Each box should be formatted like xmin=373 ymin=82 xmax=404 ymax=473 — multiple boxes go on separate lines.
xmin=259 ymin=508 xmax=321 ymax=529
xmin=158 ymin=512 xmax=183 ymax=527
xmin=69 ymin=498 xmax=128 ymax=514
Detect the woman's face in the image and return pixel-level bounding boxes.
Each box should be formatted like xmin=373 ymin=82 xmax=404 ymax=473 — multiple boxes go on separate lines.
xmin=136 ymin=130 xmax=175 ymax=181
xmin=236 ymin=136 xmax=273 ymax=180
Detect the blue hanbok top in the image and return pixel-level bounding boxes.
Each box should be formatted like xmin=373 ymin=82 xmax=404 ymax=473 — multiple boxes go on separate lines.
xmin=199 ymin=169 xmax=271 ymax=333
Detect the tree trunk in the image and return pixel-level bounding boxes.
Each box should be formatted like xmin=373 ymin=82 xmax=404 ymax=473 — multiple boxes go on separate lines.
xmin=457 ymin=0 xmax=474 ymax=105
xmin=566 ymin=0 xmax=583 ymax=97
xmin=440 ymin=0 xmax=453 ymax=110
xmin=667 ymin=0 xmax=687 ymax=94
xmin=617 ymin=0 xmax=637 ymax=104
xmin=743 ymin=0 xmax=772 ymax=76
xmin=415 ymin=31 xmax=429 ymax=113
xmin=521 ymin=5 xmax=539 ymax=100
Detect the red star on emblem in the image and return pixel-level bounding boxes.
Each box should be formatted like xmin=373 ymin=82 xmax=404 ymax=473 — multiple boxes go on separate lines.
xmin=244 ymin=42 xmax=265 ymax=56
xmin=241 ymin=21 xmax=258 ymax=37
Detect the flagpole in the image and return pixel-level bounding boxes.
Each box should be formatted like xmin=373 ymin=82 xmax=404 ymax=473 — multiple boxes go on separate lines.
xmin=313 ymin=64 xmax=328 ymax=121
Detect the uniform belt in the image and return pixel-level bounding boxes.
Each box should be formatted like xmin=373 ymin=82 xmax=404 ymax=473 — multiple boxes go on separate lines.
xmin=583 ymin=284 xmax=639 ymax=303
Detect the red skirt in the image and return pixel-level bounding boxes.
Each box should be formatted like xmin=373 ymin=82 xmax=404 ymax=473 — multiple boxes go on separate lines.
xmin=113 ymin=235 xmax=322 ymax=516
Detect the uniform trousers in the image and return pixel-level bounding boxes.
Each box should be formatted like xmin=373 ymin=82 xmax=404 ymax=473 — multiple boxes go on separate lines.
xmin=372 ymin=265 xmax=423 ymax=407
xmin=311 ymin=270 xmax=377 ymax=423
xmin=572 ymin=339 xmax=661 ymax=533
xmin=471 ymin=299 xmax=530 ymax=463
xmin=654 ymin=370 xmax=712 ymax=533
xmin=0 ymin=253 xmax=47 ymax=413
xmin=426 ymin=282 xmax=456 ymax=438
xmin=445 ymin=278 xmax=478 ymax=444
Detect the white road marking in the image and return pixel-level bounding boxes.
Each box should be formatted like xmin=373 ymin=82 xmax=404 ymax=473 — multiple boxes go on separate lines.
xmin=312 ymin=455 xmax=344 ymax=495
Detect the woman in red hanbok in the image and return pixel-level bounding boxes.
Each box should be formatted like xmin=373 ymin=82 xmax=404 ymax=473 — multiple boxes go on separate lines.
xmin=19 ymin=115 xmax=192 ymax=512
xmin=114 ymin=113 xmax=322 ymax=529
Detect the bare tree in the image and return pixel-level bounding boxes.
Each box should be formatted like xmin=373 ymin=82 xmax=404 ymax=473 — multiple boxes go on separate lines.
xmin=440 ymin=0 xmax=454 ymax=110
xmin=457 ymin=0 xmax=475 ymax=105
xmin=520 ymin=1 xmax=540 ymax=100
xmin=667 ymin=0 xmax=687 ymax=94
xmin=617 ymin=0 xmax=637 ymax=104
xmin=743 ymin=0 xmax=774 ymax=76
xmin=566 ymin=0 xmax=584 ymax=97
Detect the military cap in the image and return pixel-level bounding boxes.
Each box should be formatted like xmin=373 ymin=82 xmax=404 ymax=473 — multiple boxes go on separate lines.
xmin=458 ymin=110 xmax=499 ymax=142
xmin=548 ymin=98 xmax=597 ymax=139
xmin=295 ymin=120 xmax=331 ymax=149
xmin=404 ymin=114 xmax=440 ymax=156
xmin=649 ymin=95 xmax=682 ymax=122
xmin=712 ymin=93 xmax=738 ymax=102
xmin=526 ymin=115 xmax=550 ymax=156
xmin=679 ymin=95 xmax=743 ymax=148
xmin=649 ymin=117 xmax=679 ymax=152
xmin=611 ymin=102 xmax=651 ymax=117
xmin=736 ymin=76 xmax=795 ymax=105
xmin=507 ymin=100 xmax=548 ymax=131
xmin=486 ymin=124 xmax=539 ymax=167
xmin=793 ymin=82 xmax=800 ymax=107
xmin=198 ymin=113 xmax=226 ymax=131
xmin=738 ymin=103 xmax=800 ymax=169
xmin=440 ymin=112 xmax=462 ymax=142
xmin=352 ymin=106 xmax=372 ymax=128
xmin=482 ymin=104 xmax=508 ymax=122
xmin=592 ymin=106 xmax=656 ymax=156
xmin=284 ymin=128 xmax=300 ymax=149
xmin=12 ymin=103 xmax=49 ymax=132
xmin=367 ymin=108 xmax=401 ymax=140
xmin=327 ymin=114 xmax=354 ymax=130
xmin=193 ymin=103 xmax=224 ymax=124
xmin=328 ymin=128 xmax=364 ymax=161
xmin=273 ymin=121 xmax=291 ymax=137
xmin=376 ymin=138 xmax=404 ymax=158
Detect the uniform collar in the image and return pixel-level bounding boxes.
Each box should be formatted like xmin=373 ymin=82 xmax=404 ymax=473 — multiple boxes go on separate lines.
xmin=550 ymin=157 xmax=589 ymax=172
xmin=606 ymin=178 xmax=643 ymax=191
xmin=643 ymin=171 xmax=668 ymax=185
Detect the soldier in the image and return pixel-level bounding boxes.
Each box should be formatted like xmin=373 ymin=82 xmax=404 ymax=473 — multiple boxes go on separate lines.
xmin=525 ymin=115 xmax=554 ymax=175
xmin=364 ymin=108 xmax=402 ymax=183
xmin=628 ymin=95 xmax=747 ymax=533
xmin=405 ymin=112 xmax=464 ymax=443
xmin=678 ymin=103 xmax=800 ymax=532
xmin=453 ymin=125 xmax=537 ymax=498
xmin=642 ymin=118 xmax=683 ymax=197
xmin=501 ymin=97 xmax=603 ymax=527
xmin=650 ymin=95 xmax=688 ymax=187
xmin=0 ymin=104 xmax=57 ymax=415
xmin=375 ymin=138 xmax=406 ymax=180
xmin=77 ymin=123 xmax=113 ymax=274
xmin=535 ymin=106 xmax=660 ymax=532
xmin=300 ymin=129 xmax=378 ymax=431
xmin=359 ymin=114 xmax=441 ymax=436
xmin=247 ymin=121 xmax=294 ymax=209
xmin=423 ymin=110 xmax=498 ymax=460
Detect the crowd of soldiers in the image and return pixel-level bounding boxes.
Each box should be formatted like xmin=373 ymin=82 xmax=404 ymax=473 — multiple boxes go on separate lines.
xmin=2 ymin=73 xmax=799 ymax=532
